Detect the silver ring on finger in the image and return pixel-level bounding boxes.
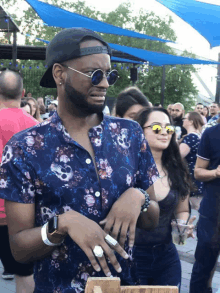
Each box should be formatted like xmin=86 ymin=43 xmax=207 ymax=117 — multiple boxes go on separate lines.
xmin=105 ymin=234 xmax=118 ymax=247
xmin=93 ymin=245 xmax=104 ymax=258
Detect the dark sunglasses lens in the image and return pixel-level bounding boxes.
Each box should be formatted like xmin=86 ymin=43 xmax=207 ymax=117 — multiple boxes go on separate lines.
xmin=91 ymin=70 xmax=103 ymax=85
xmin=107 ymin=70 xmax=118 ymax=85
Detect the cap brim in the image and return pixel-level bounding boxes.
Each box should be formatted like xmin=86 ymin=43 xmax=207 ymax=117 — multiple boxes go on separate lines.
xmin=40 ymin=67 xmax=56 ymax=88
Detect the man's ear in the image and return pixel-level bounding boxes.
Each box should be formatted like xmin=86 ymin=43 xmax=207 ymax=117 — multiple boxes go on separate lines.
xmin=53 ymin=63 xmax=66 ymax=86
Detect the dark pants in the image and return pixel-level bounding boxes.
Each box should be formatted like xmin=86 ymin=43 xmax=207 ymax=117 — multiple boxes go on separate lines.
xmin=0 ymin=225 xmax=33 ymax=276
xmin=133 ymin=242 xmax=181 ymax=290
xmin=190 ymin=215 xmax=220 ymax=293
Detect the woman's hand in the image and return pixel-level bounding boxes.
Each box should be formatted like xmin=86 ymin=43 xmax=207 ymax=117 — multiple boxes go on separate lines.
xmin=59 ymin=211 xmax=129 ymax=277
xmin=186 ymin=216 xmax=197 ymax=239
xmin=99 ymin=188 xmax=144 ymax=249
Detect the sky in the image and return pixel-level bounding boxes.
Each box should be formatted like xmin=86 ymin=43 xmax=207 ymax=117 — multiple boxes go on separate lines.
xmin=83 ymin=0 xmax=220 ymax=99
xmin=4 ymin=0 xmax=220 ymax=100
xmin=81 ymin=0 xmax=219 ymax=57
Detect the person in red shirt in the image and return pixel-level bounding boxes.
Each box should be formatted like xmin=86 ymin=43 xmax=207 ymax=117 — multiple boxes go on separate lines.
xmin=0 ymin=68 xmax=38 ymax=292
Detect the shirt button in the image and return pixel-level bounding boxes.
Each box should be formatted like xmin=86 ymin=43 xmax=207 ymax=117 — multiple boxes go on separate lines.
xmin=95 ymin=191 xmax=100 ymax=197
xmin=86 ymin=158 xmax=91 ymax=164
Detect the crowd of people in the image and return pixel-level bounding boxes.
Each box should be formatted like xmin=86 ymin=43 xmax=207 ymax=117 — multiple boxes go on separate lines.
xmin=0 ymin=28 xmax=219 ymax=293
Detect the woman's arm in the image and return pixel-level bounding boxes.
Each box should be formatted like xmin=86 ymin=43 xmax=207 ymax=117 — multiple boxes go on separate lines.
xmin=174 ymin=194 xmax=196 ymax=238
xmin=179 ymin=143 xmax=190 ymax=158
xmin=174 ymin=194 xmax=190 ymax=222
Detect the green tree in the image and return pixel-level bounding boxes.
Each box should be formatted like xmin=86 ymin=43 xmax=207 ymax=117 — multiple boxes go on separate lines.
xmin=1 ymin=0 xmax=198 ymax=108
xmin=99 ymin=2 xmax=197 ymax=109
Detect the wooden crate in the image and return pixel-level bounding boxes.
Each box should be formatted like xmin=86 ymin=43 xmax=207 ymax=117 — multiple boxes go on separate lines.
xmin=85 ymin=277 xmax=178 ymax=293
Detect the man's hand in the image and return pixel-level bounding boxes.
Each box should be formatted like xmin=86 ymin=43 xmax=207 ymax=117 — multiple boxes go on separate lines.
xmin=59 ymin=211 xmax=129 ymax=277
xmin=99 ymin=188 xmax=144 ymax=249
xmin=215 ymin=165 xmax=220 ymax=178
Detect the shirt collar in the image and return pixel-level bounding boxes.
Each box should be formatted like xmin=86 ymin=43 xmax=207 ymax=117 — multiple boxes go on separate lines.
xmin=50 ymin=111 xmax=106 ymax=142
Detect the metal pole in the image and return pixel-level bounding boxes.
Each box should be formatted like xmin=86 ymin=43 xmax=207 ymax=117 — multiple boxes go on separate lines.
xmin=215 ymin=52 xmax=220 ymax=104
xmin=12 ymin=31 xmax=17 ymax=68
xmin=132 ymin=64 xmax=136 ymax=86
xmin=160 ymin=65 xmax=166 ymax=107
xmin=130 ymin=64 xmax=138 ymax=86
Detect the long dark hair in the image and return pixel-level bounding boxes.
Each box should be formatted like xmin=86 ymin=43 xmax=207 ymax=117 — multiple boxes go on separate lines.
xmin=114 ymin=86 xmax=150 ymax=117
xmin=135 ymin=107 xmax=192 ymax=200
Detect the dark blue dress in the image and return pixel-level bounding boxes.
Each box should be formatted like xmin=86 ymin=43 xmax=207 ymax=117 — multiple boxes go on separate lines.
xmin=134 ymin=190 xmax=181 ymax=289
xmin=182 ymin=133 xmax=204 ymax=197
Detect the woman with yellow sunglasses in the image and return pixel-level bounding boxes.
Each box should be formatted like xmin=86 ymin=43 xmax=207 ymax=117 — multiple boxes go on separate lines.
xmin=133 ymin=107 xmax=196 ymax=290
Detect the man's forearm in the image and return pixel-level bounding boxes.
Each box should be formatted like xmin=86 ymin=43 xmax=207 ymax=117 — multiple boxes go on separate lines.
xmin=194 ymin=168 xmax=216 ymax=182
xmin=9 ymin=217 xmax=67 ymax=263
xmin=137 ymin=200 xmax=160 ymax=230
xmin=10 ymin=226 xmax=56 ymax=263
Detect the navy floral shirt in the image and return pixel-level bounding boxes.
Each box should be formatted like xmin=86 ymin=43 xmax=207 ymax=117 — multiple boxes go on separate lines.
xmin=0 ymin=112 xmax=158 ymax=293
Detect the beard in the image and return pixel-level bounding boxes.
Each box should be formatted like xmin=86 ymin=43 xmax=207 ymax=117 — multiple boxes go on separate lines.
xmin=64 ymin=79 xmax=105 ymax=116
xmin=172 ymin=113 xmax=183 ymax=121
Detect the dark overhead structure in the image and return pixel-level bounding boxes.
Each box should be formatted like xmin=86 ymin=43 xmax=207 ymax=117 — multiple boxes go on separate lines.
xmin=0 ymin=6 xmax=19 ymax=67
xmin=0 ymin=44 xmax=146 ymax=64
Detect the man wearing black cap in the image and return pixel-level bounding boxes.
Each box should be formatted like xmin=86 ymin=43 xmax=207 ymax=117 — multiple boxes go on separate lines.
xmin=0 ymin=28 xmax=159 ymax=292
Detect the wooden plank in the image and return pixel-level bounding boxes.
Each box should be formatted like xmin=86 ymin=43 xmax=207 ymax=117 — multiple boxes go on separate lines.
xmin=85 ymin=278 xmax=178 ymax=293
xmin=121 ymin=286 xmax=178 ymax=293
xmin=85 ymin=277 xmax=121 ymax=293
xmin=93 ymin=286 xmax=103 ymax=293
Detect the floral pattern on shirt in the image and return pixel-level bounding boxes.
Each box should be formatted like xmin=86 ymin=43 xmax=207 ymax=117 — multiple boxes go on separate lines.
xmin=0 ymin=112 xmax=158 ymax=293
xmin=202 ymin=113 xmax=220 ymax=134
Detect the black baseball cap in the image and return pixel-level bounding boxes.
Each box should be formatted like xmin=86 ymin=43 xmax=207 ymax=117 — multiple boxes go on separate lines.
xmin=40 ymin=28 xmax=112 ymax=88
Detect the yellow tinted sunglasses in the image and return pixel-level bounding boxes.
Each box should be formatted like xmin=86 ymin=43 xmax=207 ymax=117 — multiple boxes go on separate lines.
xmin=144 ymin=124 xmax=175 ymax=134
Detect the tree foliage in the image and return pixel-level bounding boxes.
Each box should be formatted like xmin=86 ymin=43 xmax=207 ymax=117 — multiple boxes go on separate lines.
xmin=1 ymin=0 xmax=198 ymax=109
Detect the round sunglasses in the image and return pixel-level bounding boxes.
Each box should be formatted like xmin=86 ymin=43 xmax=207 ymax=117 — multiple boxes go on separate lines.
xmin=143 ymin=124 xmax=175 ymax=135
xmin=61 ymin=64 xmax=119 ymax=86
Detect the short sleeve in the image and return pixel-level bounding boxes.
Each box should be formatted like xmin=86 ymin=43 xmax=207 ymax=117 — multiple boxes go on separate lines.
xmin=197 ymin=129 xmax=210 ymax=161
xmin=135 ymin=130 xmax=159 ymax=190
xmin=0 ymin=140 xmax=36 ymax=204
xmin=182 ymin=134 xmax=194 ymax=149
